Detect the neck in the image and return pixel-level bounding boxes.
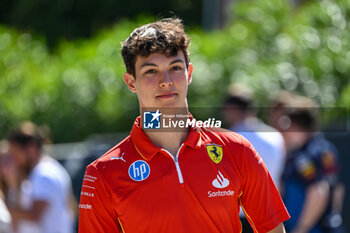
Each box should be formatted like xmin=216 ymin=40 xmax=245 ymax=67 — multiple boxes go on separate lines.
xmin=142 ymin=108 xmax=191 ymax=156
xmin=145 ymin=129 xmax=189 ymax=156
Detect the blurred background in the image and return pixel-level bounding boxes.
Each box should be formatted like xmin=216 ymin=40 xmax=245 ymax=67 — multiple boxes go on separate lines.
xmin=0 ymin=0 xmax=349 ymax=231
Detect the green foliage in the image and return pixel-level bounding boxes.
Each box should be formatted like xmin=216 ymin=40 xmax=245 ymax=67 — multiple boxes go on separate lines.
xmin=1 ymin=0 xmax=349 ymax=142
xmin=0 ymin=19 xmax=146 ymax=142
xmin=190 ymin=0 xmax=350 ymax=114
xmin=0 ymin=0 xmax=202 ymax=47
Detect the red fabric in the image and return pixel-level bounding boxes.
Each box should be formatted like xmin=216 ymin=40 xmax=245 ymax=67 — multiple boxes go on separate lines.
xmin=78 ymin=117 xmax=289 ymax=233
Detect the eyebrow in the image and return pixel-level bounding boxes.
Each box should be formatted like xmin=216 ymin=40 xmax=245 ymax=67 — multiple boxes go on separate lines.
xmin=140 ymin=63 xmax=157 ymax=69
xmin=170 ymin=59 xmax=185 ymax=65
xmin=140 ymin=58 xmax=185 ymax=69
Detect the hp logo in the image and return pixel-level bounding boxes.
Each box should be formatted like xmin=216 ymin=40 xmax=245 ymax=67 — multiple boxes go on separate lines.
xmin=128 ymin=160 xmax=151 ymax=181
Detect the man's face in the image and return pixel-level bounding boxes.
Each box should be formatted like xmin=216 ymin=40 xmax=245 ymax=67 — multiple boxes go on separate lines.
xmin=223 ymin=104 xmax=246 ymax=128
xmin=124 ymin=52 xmax=193 ymax=110
xmin=8 ymin=142 xmax=38 ymax=173
xmin=281 ymin=124 xmax=310 ymax=152
xmin=9 ymin=142 xmax=28 ymax=169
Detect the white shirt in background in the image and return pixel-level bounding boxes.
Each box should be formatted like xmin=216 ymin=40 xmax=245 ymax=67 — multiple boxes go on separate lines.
xmin=18 ymin=156 xmax=74 ymax=233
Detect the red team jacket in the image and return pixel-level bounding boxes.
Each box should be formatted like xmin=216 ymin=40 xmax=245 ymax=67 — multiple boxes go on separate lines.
xmin=79 ymin=117 xmax=290 ymax=232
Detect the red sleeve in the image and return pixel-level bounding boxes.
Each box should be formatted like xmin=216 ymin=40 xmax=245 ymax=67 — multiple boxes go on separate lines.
xmin=78 ymin=165 xmax=122 ymax=233
xmin=239 ymin=137 xmax=290 ymax=232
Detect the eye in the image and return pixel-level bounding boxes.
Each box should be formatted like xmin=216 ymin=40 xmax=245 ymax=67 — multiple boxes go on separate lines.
xmin=145 ymin=69 xmax=156 ymax=74
xmin=171 ymin=66 xmax=183 ymax=71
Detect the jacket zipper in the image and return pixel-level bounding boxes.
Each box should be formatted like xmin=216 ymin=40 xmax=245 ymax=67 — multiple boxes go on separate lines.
xmin=161 ymin=143 xmax=184 ymax=184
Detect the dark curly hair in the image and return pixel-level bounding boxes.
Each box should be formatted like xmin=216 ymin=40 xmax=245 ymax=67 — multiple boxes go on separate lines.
xmin=121 ymin=18 xmax=191 ymax=77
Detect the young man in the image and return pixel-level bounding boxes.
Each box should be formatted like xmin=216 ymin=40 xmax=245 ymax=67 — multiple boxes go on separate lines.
xmin=78 ymin=18 xmax=290 ymax=233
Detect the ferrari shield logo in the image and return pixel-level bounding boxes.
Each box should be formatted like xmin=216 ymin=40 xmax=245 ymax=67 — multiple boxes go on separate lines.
xmin=206 ymin=144 xmax=223 ymax=164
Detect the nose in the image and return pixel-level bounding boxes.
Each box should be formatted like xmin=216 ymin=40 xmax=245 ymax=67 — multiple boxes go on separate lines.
xmin=159 ymin=71 xmax=173 ymax=88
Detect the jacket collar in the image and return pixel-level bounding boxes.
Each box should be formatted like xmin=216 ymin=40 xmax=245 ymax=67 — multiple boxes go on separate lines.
xmin=130 ymin=116 xmax=202 ymax=161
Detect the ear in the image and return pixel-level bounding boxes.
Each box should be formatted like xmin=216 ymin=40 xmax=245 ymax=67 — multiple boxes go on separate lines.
xmin=124 ymin=72 xmax=137 ymax=93
xmin=187 ymin=63 xmax=193 ymax=85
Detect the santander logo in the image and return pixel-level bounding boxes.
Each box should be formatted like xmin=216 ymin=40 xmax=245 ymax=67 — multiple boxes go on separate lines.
xmin=212 ymin=171 xmax=230 ymax=189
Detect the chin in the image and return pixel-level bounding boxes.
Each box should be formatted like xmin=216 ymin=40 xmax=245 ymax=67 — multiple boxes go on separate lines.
xmin=154 ymin=98 xmax=177 ymax=106
xmin=161 ymin=101 xmax=186 ymax=108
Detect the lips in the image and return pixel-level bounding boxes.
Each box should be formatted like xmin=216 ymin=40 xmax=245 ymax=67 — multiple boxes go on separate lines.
xmin=156 ymin=92 xmax=177 ymax=98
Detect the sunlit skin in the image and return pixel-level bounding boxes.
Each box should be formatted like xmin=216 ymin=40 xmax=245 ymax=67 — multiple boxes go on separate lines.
xmin=124 ymin=52 xmax=193 ymax=111
xmin=124 ymin=52 xmax=193 ymax=155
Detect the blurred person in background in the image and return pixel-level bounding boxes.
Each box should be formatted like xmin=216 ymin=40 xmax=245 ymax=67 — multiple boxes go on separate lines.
xmin=269 ymin=90 xmax=296 ymax=132
xmin=277 ymin=94 xmax=346 ymax=233
xmin=0 ymin=140 xmax=13 ymax=233
xmin=6 ymin=122 xmax=75 ymax=233
xmin=223 ymin=84 xmax=286 ymax=233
